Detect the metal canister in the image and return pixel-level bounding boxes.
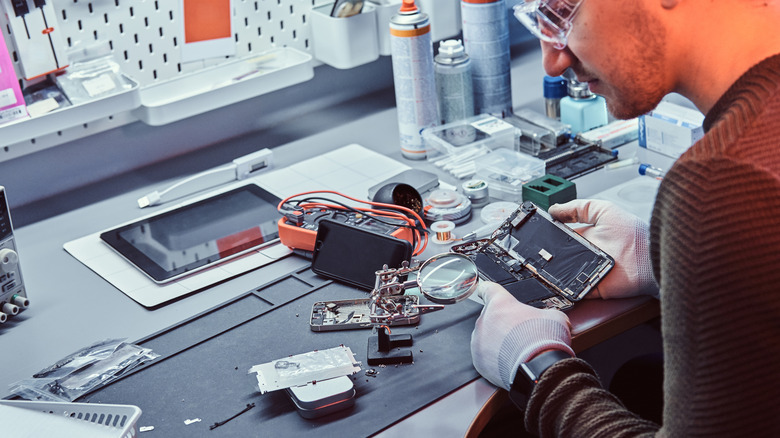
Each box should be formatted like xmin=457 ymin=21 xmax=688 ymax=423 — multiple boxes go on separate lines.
xmin=435 ymin=39 xmax=474 ymax=124
xmin=461 ymin=0 xmax=512 ymax=116
xmin=390 ymin=0 xmax=439 ymax=160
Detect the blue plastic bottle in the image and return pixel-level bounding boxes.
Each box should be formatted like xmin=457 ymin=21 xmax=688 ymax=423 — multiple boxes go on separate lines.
xmin=560 ymin=80 xmax=608 ymax=134
xmin=543 ymin=75 xmax=568 ymax=120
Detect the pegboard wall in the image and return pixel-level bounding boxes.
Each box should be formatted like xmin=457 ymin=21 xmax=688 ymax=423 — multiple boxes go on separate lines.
xmin=51 ymin=0 xmax=317 ymax=86
xmin=6 ymin=0 xmax=317 ymax=86
xmin=0 ymin=0 xmax=322 ymax=161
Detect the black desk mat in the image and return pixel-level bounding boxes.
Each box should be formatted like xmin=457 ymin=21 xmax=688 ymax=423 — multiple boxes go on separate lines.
xmin=83 ymin=266 xmax=482 ymax=437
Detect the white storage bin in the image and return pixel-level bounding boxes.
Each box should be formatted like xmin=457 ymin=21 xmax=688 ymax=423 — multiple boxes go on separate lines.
xmin=370 ymin=0 xmax=402 ymax=56
xmin=0 ymin=400 xmax=142 ymax=438
xmin=311 ymin=3 xmax=380 ymax=69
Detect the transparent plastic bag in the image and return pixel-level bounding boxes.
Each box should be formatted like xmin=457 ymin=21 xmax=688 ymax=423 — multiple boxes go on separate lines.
xmin=9 ymin=338 xmax=159 ymax=402
xmin=55 ymin=49 xmax=135 ymax=105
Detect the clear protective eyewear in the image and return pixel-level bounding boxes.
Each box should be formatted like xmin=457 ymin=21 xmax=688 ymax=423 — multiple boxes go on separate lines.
xmin=513 ymin=0 xmax=584 ymax=50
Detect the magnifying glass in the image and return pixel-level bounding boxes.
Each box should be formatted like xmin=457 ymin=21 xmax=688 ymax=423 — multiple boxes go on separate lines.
xmin=415 ymin=253 xmax=479 ymax=305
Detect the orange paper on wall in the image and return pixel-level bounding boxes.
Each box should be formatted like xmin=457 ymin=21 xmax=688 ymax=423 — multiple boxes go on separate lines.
xmin=183 ymin=0 xmax=232 ymax=43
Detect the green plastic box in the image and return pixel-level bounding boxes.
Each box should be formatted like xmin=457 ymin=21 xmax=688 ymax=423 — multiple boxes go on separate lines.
xmin=522 ymin=174 xmax=577 ymax=211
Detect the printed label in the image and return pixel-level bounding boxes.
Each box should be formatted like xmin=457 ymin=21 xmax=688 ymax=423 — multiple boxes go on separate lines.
xmin=82 ymin=74 xmax=117 ymax=97
xmin=0 ymin=88 xmax=17 ymax=107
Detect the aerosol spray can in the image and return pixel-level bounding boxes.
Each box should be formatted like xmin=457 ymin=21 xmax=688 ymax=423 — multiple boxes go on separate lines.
xmin=390 ymin=0 xmax=439 ymax=160
xmin=435 ymin=39 xmax=474 ymax=124
xmin=461 ymin=0 xmax=512 ymax=116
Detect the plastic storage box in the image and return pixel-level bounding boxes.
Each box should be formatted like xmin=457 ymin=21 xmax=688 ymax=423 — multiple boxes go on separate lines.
xmin=474 ymin=149 xmax=546 ymax=202
xmin=423 ymin=114 xmax=516 ymax=179
xmin=0 ymin=400 xmax=142 ymax=438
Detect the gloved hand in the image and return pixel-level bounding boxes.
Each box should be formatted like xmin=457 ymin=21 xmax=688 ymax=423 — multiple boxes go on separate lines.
xmin=548 ymin=199 xmax=658 ymax=299
xmin=471 ymin=281 xmax=574 ymax=390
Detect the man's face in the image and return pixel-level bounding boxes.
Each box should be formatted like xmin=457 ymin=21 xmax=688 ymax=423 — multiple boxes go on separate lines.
xmin=540 ymin=0 xmax=671 ymax=119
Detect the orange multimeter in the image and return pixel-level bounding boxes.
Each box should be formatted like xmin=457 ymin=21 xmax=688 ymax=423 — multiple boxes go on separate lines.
xmin=277 ymin=208 xmax=414 ymax=253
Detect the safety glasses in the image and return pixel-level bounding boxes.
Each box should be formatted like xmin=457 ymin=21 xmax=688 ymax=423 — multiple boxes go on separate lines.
xmin=513 ymin=0 xmax=584 ymax=50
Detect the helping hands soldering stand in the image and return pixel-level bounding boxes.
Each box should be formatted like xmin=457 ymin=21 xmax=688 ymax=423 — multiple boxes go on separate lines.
xmin=367 ymin=261 xmax=443 ymax=365
xmin=365 ymin=254 xmax=480 ymax=365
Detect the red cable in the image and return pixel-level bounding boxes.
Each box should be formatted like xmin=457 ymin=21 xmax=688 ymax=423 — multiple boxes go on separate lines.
xmin=278 ymin=190 xmax=428 ymax=255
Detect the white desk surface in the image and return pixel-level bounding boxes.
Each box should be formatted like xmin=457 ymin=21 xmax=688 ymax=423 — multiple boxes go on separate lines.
xmin=0 ymin=47 xmax=676 ymax=437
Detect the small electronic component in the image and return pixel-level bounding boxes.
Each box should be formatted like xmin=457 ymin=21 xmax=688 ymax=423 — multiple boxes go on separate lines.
xmin=310 ymin=296 xmax=421 ymax=331
xmin=539 ymin=139 xmax=618 ymax=180
xmin=451 ymin=201 xmax=614 ymax=310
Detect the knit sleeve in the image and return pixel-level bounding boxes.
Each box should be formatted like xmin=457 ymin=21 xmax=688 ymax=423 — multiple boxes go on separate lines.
xmin=649 ymin=157 xmax=780 ymax=436
xmin=525 ymin=358 xmax=658 ymax=437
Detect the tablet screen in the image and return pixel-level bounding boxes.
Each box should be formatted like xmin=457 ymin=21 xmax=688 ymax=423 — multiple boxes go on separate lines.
xmin=100 ymin=184 xmax=281 ymax=283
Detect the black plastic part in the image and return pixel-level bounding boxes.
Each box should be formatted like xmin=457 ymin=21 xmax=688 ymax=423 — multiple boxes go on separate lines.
xmin=367 ymin=327 xmax=414 ymax=365
xmin=12 ymin=0 xmax=29 ymax=16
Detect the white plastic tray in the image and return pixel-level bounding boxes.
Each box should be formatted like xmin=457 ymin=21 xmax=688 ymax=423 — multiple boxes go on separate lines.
xmin=134 ymin=47 xmax=313 ymax=126
xmin=0 ymin=73 xmax=140 ymax=145
xmin=0 ymin=400 xmax=142 ymax=438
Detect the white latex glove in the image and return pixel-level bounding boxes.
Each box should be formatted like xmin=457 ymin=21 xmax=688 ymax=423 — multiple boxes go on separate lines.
xmin=548 ymin=199 xmax=658 ymax=299
xmin=471 ymin=281 xmax=574 ymax=391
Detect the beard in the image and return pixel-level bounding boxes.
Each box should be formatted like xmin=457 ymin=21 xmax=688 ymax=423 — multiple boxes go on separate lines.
xmin=572 ymin=7 xmax=669 ymax=120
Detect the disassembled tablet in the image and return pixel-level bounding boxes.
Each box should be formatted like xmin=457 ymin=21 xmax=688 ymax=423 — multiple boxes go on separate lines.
xmin=451 ymin=201 xmax=614 ymax=310
xmin=100 ymin=184 xmax=281 ymax=283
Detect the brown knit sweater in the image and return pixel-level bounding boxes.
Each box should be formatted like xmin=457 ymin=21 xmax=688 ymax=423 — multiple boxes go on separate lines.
xmin=525 ymin=54 xmax=780 ymax=437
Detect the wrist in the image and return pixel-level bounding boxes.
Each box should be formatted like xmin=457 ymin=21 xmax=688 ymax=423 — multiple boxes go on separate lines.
xmin=509 ymin=349 xmax=573 ymax=410
xmin=508 ymin=341 xmax=575 ymax=385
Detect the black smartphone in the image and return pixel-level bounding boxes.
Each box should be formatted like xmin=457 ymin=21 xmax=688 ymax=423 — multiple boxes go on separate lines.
xmin=311 ymin=219 xmax=412 ymax=290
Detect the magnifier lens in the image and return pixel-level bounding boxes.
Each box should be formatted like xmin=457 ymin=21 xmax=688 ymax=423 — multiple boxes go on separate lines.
xmin=417 ymin=253 xmax=479 ymax=304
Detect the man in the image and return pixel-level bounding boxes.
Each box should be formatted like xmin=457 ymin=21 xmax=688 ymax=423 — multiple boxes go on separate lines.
xmin=471 ymin=0 xmax=780 ymax=436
